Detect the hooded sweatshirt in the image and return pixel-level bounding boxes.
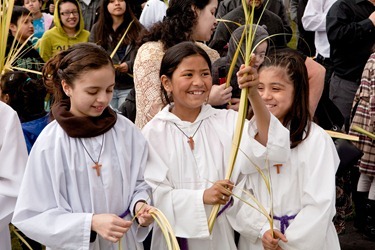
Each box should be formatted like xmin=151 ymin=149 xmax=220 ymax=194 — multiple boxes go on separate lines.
xmin=39 ymin=0 xmax=90 ymax=62
xmin=212 ymin=24 xmax=269 ymax=99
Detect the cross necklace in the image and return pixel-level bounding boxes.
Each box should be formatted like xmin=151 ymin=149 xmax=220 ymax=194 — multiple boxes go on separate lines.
xmin=80 ymin=134 xmax=105 ymax=176
xmin=173 ymin=120 xmax=204 ymax=150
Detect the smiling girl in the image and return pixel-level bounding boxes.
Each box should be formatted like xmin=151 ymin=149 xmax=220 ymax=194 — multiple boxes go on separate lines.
xmin=142 ymin=42 xmax=290 ymax=250
xmin=134 ymin=0 xmax=234 ymax=129
xmin=39 ymin=0 xmax=89 ymax=62
xmin=233 ymin=48 xmax=340 ymax=250
xmin=12 ymin=43 xmax=154 ymax=250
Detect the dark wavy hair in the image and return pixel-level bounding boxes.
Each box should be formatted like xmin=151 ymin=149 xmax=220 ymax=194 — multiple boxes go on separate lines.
xmin=257 ymin=48 xmax=311 ymax=148
xmin=160 ymin=41 xmax=212 ymax=105
xmin=93 ymin=0 xmax=144 ymax=50
xmin=1 ymin=71 xmax=47 ymax=122
xmin=42 ymin=43 xmax=114 ymax=109
xmin=139 ymin=0 xmax=212 ymax=50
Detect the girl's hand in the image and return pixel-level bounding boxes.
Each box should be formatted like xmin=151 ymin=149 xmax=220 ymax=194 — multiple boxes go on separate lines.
xmin=91 ymin=214 xmax=132 ymax=243
xmin=262 ymin=229 xmax=287 ymax=250
xmin=237 ymin=64 xmax=259 ymax=96
xmin=135 ymin=201 xmax=154 ymax=227
xmin=207 ymin=84 xmax=233 ymax=106
xmin=203 ymin=179 xmax=233 ymax=205
xmin=116 ymin=62 xmax=129 ymax=73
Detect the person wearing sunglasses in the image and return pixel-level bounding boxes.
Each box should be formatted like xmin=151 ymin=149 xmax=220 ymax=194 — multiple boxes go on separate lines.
xmin=39 ymin=0 xmax=90 ymax=62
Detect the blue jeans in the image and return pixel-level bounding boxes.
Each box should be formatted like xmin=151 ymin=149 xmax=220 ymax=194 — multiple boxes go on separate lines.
xmin=110 ymin=89 xmax=131 ymax=110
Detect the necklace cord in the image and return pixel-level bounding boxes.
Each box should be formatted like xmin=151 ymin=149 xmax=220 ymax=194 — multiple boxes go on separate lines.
xmin=80 ymin=134 xmax=105 ymax=164
xmin=173 ymin=120 xmax=204 ymax=139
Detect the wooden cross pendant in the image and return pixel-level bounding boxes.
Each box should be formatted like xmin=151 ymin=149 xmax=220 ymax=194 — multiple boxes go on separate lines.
xmin=188 ymin=137 xmax=195 ymax=151
xmin=92 ymin=162 xmax=102 ymax=176
xmin=273 ymin=164 xmax=283 ymax=174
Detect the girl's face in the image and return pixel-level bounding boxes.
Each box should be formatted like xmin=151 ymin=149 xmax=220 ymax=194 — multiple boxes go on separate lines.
xmin=62 ymin=64 xmax=115 ymax=117
xmin=162 ymin=55 xmax=212 ymax=119
xmin=192 ymin=0 xmax=218 ymax=42
xmin=24 ymin=0 xmax=42 ymax=14
xmin=253 ymin=40 xmax=267 ymax=70
xmin=258 ymin=66 xmax=294 ymax=123
xmin=107 ymin=0 xmax=126 ymax=17
xmin=59 ymin=2 xmax=79 ymax=29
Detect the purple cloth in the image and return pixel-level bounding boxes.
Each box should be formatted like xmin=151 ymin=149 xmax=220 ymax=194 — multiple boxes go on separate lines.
xmin=273 ymin=214 xmax=297 ymax=234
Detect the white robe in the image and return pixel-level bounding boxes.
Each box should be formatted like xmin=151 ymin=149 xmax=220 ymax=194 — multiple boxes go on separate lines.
xmin=142 ymin=104 xmax=290 ymax=250
xmin=0 ymin=102 xmax=28 ymax=250
xmin=12 ymin=115 xmax=151 ymax=250
xmin=230 ymin=123 xmax=341 ymax=250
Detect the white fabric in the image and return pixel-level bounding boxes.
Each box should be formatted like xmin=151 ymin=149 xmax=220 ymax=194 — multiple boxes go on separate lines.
xmin=12 ymin=115 xmax=151 ymax=250
xmin=139 ymin=0 xmax=168 ymax=30
xmin=0 ymin=102 xmax=28 ymax=250
xmin=143 ymin=104 xmax=290 ymax=250
xmin=231 ymin=123 xmax=341 ymax=250
xmin=302 ymin=0 xmax=337 ymax=58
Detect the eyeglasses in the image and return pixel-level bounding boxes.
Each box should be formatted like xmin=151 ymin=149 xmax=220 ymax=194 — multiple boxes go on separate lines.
xmin=60 ymin=10 xmax=79 ymax=16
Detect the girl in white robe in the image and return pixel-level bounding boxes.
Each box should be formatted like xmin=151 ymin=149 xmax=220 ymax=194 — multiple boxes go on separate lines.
xmin=143 ymin=41 xmax=291 ymax=250
xmin=0 ymin=101 xmax=28 ymax=250
xmin=230 ymin=48 xmax=341 ymax=250
xmin=12 ymin=43 xmax=154 ymax=250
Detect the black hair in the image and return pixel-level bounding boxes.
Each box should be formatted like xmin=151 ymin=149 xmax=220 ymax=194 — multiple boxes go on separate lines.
xmin=139 ymin=0 xmax=213 ymax=50
xmin=159 ymin=41 xmax=212 ymax=105
xmin=11 ymin=6 xmax=30 ymax=24
xmin=1 ymin=71 xmax=47 ymax=122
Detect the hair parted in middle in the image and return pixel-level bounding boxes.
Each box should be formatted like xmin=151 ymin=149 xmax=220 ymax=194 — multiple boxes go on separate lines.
xmin=159 ymin=41 xmax=212 ymax=105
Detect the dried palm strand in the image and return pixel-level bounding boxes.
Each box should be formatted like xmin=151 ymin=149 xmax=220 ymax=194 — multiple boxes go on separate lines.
xmin=208 ymin=0 xmax=259 ymax=233
xmin=149 ymin=208 xmax=180 ymax=250
xmin=110 ymin=20 xmax=134 ymax=59
xmin=326 ymin=130 xmax=359 ymax=141
xmin=351 ymin=125 xmax=375 ymax=140
xmin=0 ymin=0 xmax=15 ymax=75
xmin=9 ymin=224 xmax=33 ymax=250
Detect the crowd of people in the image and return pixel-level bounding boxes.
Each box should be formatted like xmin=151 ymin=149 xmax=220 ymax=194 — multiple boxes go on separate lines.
xmin=1 ymin=0 xmax=375 ymax=249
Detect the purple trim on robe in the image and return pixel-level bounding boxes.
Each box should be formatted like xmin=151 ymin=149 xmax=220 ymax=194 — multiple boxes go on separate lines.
xmin=118 ymin=209 xmax=130 ymax=218
xmin=176 ymin=197 xmax=234 ymax=250
xmin=273 ymin=214 xmax=297 ymax=234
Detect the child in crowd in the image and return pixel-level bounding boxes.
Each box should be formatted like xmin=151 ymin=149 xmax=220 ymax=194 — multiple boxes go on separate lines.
xmin=23 ymin=0 xmax=53 ymax=46
xmin=39 ymin=0 xmax=89 ymax=62
xmin=7 ymin=6 xmax=44 ymax=78
xmin=231 ymin=48 xmax=340 ymax=250
xmin=349 ymin=51 xmax=375 ymax=241
xmin=134 ymin=0 xmax=232 ymax=129
xmin=89 ymin=0 xmax=144 ymax=111
xmin=0 ymin=71 xmax=48 ymax=153
xmin=143 ymin=41 xmax=290 ymax=249
xmin=212 ymin=24 xmax=269 ymax=110
xmin=0 ymin=102 xmax=28 ymax=250
xmin=12 ymin=43 xmax=154 ymax=249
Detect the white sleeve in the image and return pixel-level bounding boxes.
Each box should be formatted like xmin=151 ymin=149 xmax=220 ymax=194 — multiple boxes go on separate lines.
xmin=302 ymin=0 xmax=336 ymax=32
xmin=0 ymin=103 xmax=27 ymax=231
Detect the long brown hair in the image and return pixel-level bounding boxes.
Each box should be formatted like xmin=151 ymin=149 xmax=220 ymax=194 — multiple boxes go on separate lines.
xmin=257 ymin=48 xmax=311 ymax=148
xmin=93 ymin=0 xmax=144 ymax=49
xmin=42 ymin=43 xmax=114 ymax=110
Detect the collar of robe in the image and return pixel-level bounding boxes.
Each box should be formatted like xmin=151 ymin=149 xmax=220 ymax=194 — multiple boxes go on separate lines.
xmin=52 ymin=99 xmax=117 ymax=138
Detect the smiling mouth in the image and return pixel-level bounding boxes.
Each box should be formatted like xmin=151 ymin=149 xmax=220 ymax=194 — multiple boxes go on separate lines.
xmin=188 ymin=90 xmax=205 ymax=94
xmin=265 ymin=104 xmax=276 ymax=109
